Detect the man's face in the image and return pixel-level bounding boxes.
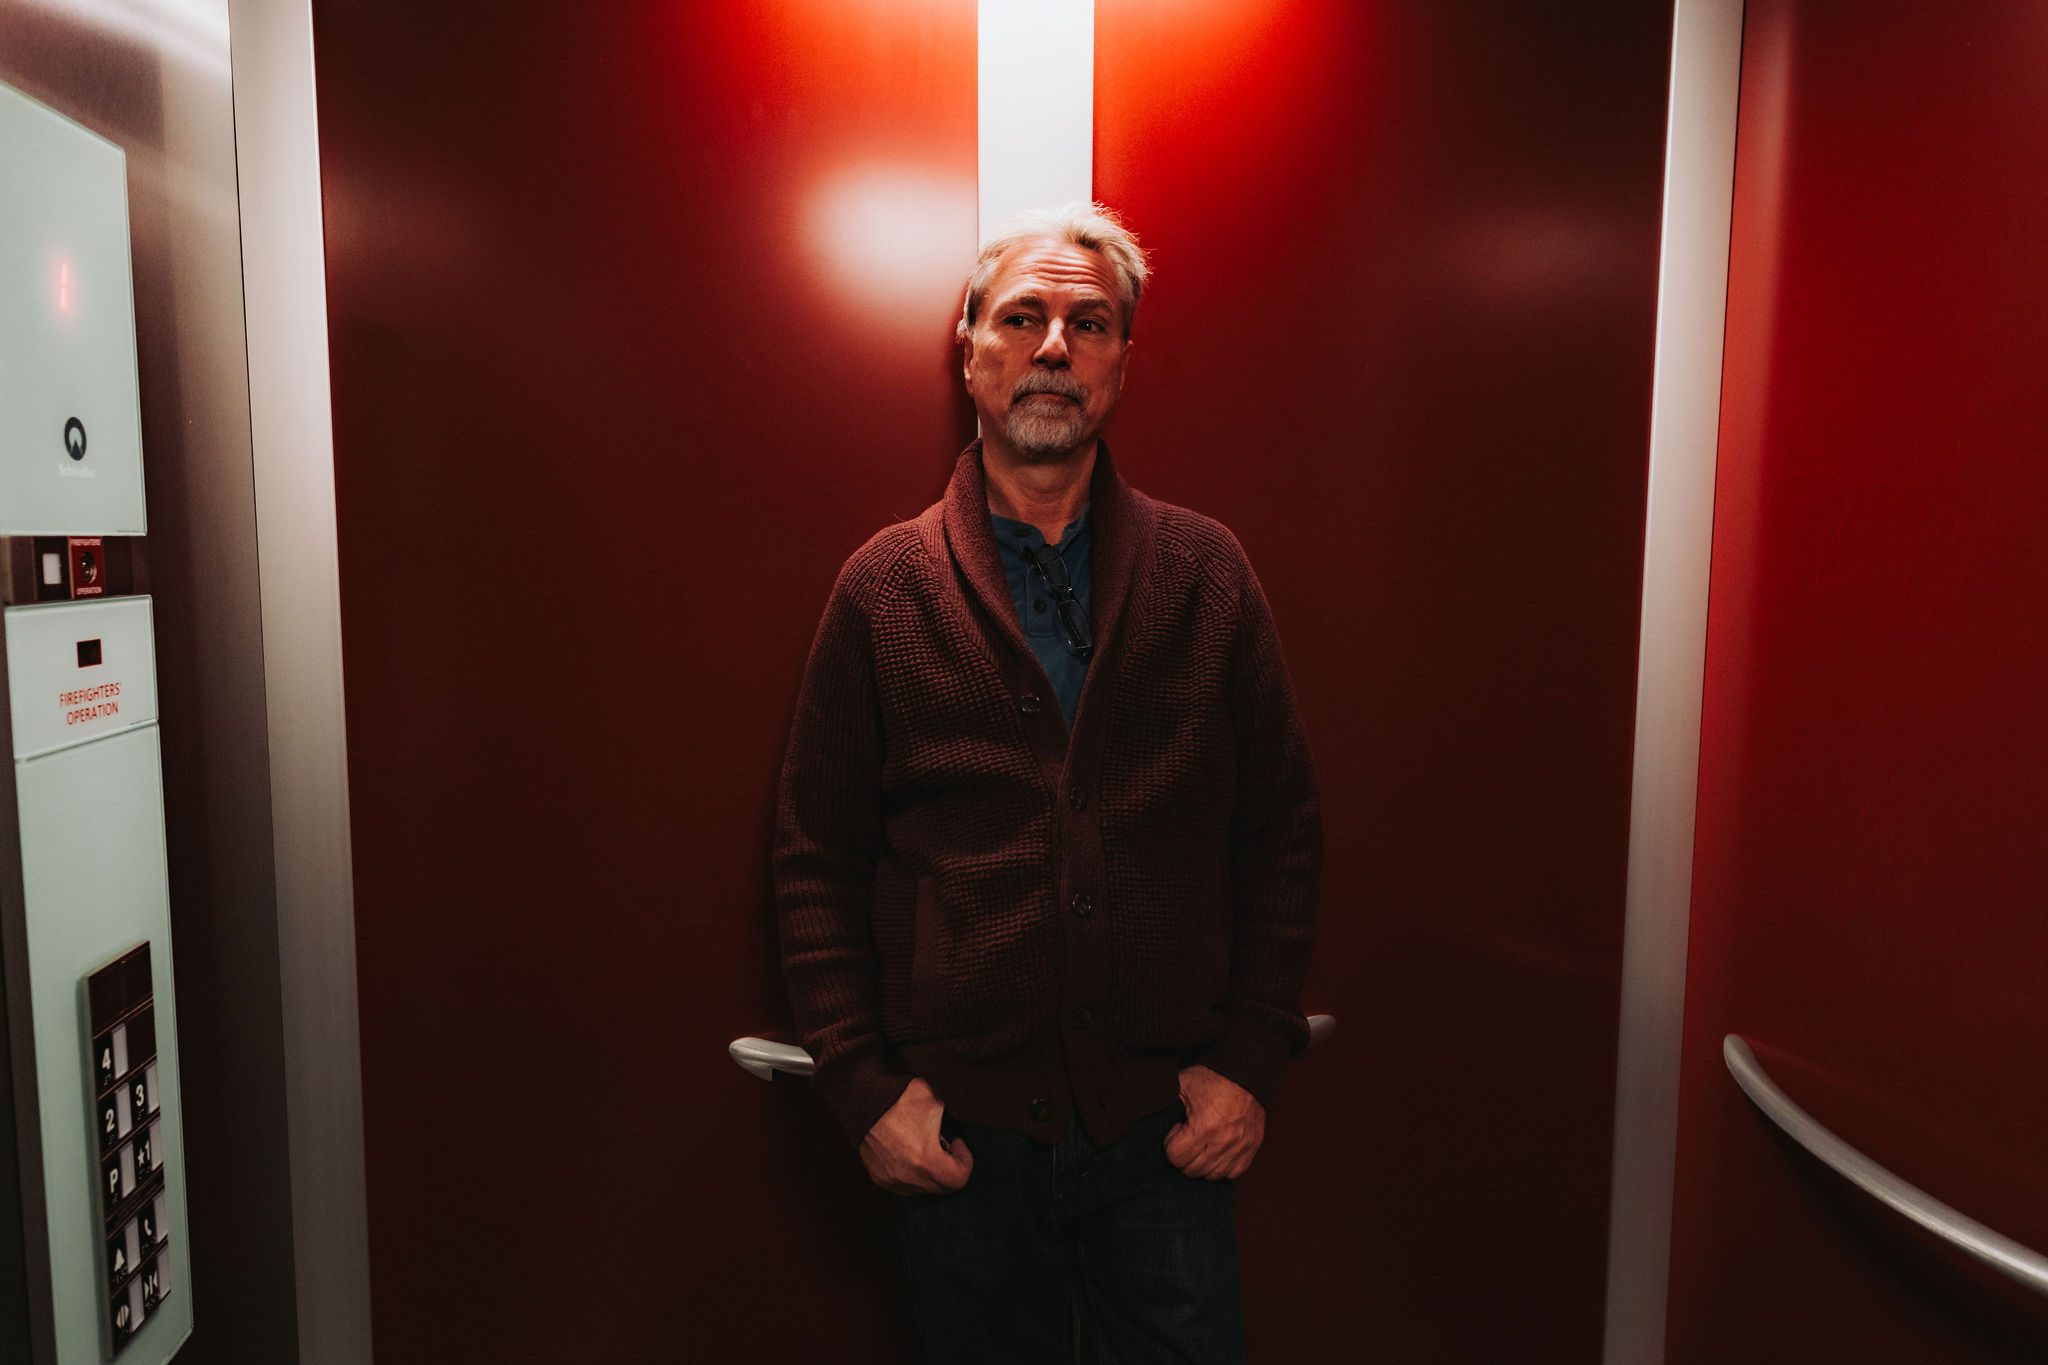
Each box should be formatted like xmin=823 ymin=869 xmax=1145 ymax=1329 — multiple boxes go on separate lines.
xmin=962 ymin=239 xmax=1131 ymax=462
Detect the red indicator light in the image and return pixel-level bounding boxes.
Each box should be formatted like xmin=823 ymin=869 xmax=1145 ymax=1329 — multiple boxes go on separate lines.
xmin=59 ymin=261 xmax=70 ymax=312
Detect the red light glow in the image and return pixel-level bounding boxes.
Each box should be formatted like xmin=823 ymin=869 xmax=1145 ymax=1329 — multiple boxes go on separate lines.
xmin=58 ymin=261 xmax=70 ymax=312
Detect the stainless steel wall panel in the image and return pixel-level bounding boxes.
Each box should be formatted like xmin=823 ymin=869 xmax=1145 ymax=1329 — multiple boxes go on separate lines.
xmin=0 ymin=2 xmax=304 ymax=1358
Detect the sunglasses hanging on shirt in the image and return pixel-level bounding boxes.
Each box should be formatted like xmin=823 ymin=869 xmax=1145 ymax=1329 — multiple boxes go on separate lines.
xmin=1019 ymin=543 xmax=1093 ymax=662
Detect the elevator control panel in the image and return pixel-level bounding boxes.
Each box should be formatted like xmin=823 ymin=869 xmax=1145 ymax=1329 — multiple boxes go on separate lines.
xmin=0 ymin=78 xmax=191 ymax=1365
xmin=0 ymin=80 xmax=148 ymax=534
xmin=87 ymin=944 xmax=172 ymax=1351
xmin=5 ymin=597 xmax=191 ymax=1365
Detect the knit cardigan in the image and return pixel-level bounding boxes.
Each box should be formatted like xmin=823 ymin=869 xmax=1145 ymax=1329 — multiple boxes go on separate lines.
xmin=775 ymin=444 xmax=1321 ymax=1149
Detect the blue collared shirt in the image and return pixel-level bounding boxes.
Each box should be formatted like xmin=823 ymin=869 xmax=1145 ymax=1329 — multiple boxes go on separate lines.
xmin=989 ymin=505 xmax=1093 ymax=726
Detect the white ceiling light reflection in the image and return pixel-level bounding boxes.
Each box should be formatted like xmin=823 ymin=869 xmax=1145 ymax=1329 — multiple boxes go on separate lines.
xmin=805 ymin=167 xmax=976 ymax=333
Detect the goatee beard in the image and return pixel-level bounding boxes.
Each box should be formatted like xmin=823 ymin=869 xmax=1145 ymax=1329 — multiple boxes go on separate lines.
xmin=1004 ymin=402 xmax=1091 ymax=461
xmin=1004 ymin=372 xmax=1092 ymax=460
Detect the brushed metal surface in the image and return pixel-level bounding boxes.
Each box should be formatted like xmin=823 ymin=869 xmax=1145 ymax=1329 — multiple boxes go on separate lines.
xmin=226 ymin=2 xmax=372 ymax=1361
xmin=0 ymin=2 xmax=301 ymax=1359
xmin=1600 ymin=3 xmax=1745 ymax=1361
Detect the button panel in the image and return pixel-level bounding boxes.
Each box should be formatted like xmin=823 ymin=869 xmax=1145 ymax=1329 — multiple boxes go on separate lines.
xmin=87 ymin=943 xmax=172 ymax=1353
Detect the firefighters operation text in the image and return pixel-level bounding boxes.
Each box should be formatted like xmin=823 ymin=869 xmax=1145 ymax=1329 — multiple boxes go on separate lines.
xmin=60 ymin=680 xmax=120 ymax=725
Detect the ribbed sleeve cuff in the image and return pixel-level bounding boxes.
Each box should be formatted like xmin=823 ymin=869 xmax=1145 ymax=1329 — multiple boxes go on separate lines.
xmin=815 ymin=1047 xmax=913 ymax=1147
xmin=1197 ymin=1013 xmax=1298 ymax=1111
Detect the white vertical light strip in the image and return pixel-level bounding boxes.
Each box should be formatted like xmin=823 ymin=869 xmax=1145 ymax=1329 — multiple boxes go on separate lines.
xmin=977 ymin=0 xmax=1094 ymax=237
xmin=225 ymin=3 xmax=373 ymax=1361
xmin=1601 ymin=1 xmax=1746 ymax=1361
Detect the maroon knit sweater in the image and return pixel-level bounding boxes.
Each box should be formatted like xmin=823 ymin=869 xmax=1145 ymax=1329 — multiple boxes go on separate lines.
xmin=775 ymin=444 xmax=1321 ymax=1148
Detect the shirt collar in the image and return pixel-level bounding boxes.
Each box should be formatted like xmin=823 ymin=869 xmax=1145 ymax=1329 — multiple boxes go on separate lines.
xmin=989 ymin=503 xmax=1092 ymax=553
xmin=940 ymin=440 xmax=1155 ymax=709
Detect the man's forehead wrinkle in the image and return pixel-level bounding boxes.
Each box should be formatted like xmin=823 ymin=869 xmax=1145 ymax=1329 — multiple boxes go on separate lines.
xmin=990 ymin=243 xmax=1122 ymax=298
xmin=992 ymin=288 xmax=1115 ymax=315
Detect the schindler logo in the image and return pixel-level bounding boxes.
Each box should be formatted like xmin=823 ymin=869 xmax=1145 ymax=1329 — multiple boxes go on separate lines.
xmin=63 ymin=416 xmax=87 ymax=461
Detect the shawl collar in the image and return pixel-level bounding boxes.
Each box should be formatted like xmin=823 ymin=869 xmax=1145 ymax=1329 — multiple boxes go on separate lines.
xmin=940 ymin=440 xmax=1157 ymax=728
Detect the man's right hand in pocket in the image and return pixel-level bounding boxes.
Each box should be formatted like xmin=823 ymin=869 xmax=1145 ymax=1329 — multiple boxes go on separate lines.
xmin=859 ymin=1078 xmax=974 ymax=1195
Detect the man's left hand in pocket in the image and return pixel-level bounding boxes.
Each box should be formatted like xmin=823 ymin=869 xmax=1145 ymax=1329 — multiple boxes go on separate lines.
xmin=1165 ymin=1064 xmax=1266 ymax=1180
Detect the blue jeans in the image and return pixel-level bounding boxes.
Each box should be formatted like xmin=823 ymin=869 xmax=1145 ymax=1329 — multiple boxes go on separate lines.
xmin=896 ymin=1102 xmax=1245 ymax=1364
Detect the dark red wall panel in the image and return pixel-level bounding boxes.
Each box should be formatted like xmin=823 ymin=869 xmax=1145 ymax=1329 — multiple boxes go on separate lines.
xmin=314 ymin=3 xmax=976 ymax=1359
xmin=1094 ymin=3 xmax=1670 ymax=1358
xmin=1669 ymin=2 xmax=2048 ymax=1359
xmin=320 ymin=1 xmax=1674 ymax=1357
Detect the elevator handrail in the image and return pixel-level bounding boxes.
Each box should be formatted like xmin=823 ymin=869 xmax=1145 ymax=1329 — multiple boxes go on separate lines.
xmin=730 ymin=1013 xmax=1339 ymax=1083
xmin=1724 ymin=1034 xmax=2048 ymax=1299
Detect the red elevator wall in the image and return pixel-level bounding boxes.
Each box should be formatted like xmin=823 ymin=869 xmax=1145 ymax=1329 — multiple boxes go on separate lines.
xmin=1094 ymin=3 xmax=1671 ymax=1358
xmin=316 ymin=2 xmax=1675 ymax=1359
xmin=1667 ymin=2 xmax=2048 ymax=1360
xmin=313 ymin=3 xmax=977 ymax=1359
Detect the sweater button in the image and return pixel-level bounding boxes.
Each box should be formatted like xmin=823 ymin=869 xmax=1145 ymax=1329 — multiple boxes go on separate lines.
xmin=1068 ymin=786 xmax=1087 ymax=811
xmin=1072 ymin=1006 xmax=1093 ymax=1030
xmin=1019 ymin=694 xmax=1043 ymax=716
xmin=1029 ymin=1098 xmax=1051 ymax=1122
xmin=1071 ymin=892 xmax=1093 ymax=918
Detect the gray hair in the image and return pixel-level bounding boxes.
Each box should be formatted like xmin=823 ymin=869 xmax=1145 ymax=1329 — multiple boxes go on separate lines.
xmin=955 ymin=203 xmax=1150 ymax=343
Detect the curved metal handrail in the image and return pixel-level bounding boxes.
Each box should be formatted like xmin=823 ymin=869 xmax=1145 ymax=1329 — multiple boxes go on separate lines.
xmin=730 ymin=1013 xmax=1340 ymax=1083
xmin=1724 ymin=1034 xmax=2048 ymax=1299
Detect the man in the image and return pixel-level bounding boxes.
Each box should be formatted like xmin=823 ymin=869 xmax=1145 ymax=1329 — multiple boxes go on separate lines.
xmin=775 ymin=204 xmax=1320 ymax=1363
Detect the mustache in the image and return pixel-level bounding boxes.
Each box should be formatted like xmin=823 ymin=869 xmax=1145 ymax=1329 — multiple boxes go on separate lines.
xmin=1012 ymin=372 xmax=1086 ymax=403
